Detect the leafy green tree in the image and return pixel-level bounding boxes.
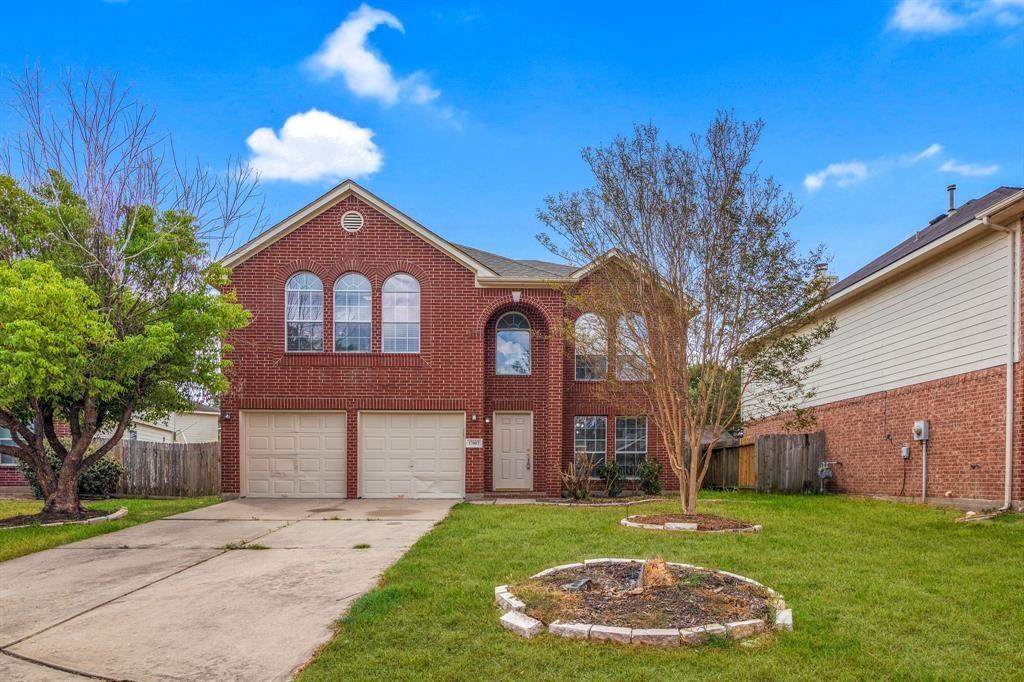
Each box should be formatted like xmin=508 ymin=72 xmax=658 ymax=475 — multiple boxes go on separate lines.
xmin=0 ymin=71 xmax=256 ymax=517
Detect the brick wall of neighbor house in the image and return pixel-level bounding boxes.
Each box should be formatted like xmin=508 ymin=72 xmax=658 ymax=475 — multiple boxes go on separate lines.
xmin=0 ymin=467 xmax=27 ymax=486
xmin=744 ymin=363 xmax=1022 ymax=503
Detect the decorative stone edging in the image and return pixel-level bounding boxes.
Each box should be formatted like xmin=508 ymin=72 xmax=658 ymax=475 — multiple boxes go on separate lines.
xmin=495 ymin=558 xmax=792 ymax=645
xmin=619 ymin=515 xmax=762 ymax=533
xmin=0 ymin=506 xmax=128 ymax=531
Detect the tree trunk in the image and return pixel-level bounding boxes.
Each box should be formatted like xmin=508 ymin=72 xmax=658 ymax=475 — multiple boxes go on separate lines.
xmin=686 ymin=471 xmax=698 ymax=514
xmin=42 ymin=464 xmax=84 ymax=517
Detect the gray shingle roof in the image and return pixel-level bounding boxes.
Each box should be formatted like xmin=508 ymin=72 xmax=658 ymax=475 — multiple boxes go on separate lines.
xmin=452 ymin=243 xmax=575 ymax=278
xmin=831 ymin=186 xmax=1023 ymax=295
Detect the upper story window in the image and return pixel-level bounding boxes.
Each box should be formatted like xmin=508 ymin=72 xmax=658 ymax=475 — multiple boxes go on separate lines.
xmin=382 ymin=273 xmax=420 ymax=353
xmin=334 ymin=273 xmax=371 ymax=352
xmin=616 ymin=314 xmax=648 ymax=381
xmin=574 ymin=313 xmax=607 ymax=381
xmin=496 ymin=312 xmax=531 ymax=375
xmin=285 ymin=272 xmax=323 ymax=352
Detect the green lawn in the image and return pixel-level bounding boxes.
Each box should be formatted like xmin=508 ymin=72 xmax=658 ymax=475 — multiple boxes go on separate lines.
xmin=301 ymin=493 xmax=1023 ymax=681
xmin=0 ymin=496 xmax=219 ymax=562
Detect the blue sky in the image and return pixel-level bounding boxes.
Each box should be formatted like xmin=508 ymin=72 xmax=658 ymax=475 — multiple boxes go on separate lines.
xmin=0 ymin=1 xmax=1022 ymax=277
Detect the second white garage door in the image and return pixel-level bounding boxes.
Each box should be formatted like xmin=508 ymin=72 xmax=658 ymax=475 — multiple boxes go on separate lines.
xmin=359 ymin=412 xmax=465 ymax=499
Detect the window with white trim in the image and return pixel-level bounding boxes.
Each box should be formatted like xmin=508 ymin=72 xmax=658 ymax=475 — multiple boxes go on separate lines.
xmin=616 ymin=314 xmax=648 ymax=381
xmin=285 ymin=272 xmax=323 ymax=352
xmin=615 ymin=416 xmax=648 ymax=477
xmin=334 ymin=273 xmax=371 ymax=352
xmin=0 ymin=428 xmax=15 ymax=466
xmin=574 ymin=313 xmax=607 ymax=381
xmin=495 ymin=312 xmax=531 ymax=375
xmin=573 ymin=416 xmax=607 ymax=468
xmin=382 ymin=273 xmax=420 ymax=353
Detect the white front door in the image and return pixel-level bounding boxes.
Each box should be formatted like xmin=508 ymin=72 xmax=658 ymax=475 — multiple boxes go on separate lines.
xmin=493 ymin=412 xmax=532 ymax=490
xmin=241 ymin=411 xmax=346 ymax=498
xmin=359 ymin=412 xmax=465 ymax=499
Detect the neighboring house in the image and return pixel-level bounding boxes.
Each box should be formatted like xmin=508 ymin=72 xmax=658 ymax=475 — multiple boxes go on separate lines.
xmin=0 ymin=405 xmax=220 ymax=493
xmin=218 ymin=180 xmax=664 ymax=499
xmin=126 ymin=404 xmax=221 ymax=444
xmin=744 ymin=186 xmax=1024 ymax=508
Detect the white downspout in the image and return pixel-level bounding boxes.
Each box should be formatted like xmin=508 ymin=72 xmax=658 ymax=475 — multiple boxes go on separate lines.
xmin=983 ymin=216 xmax=1016 ymax=510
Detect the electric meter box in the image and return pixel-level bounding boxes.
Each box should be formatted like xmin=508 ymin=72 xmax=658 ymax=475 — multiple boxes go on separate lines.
xmin=912 ymin=420 xmax=929 ymax=441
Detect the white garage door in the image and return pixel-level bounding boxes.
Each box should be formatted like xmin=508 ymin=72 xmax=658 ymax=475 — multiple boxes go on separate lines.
xmin=242 ymin=411 xmax=346 ymax=497
xmin=359 ymin=412 xmax=465 ymax=499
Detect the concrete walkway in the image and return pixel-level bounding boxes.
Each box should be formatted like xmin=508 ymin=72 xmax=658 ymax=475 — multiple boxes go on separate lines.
xmin=0 ymin=498 xmax=455 ymax=681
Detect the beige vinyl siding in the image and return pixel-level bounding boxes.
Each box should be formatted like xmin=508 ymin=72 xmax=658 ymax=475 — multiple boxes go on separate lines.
xmin=172 ymin=413 xmax=220 ymax=443
xmin=744 ymin=230 xmax=1013 ymax=418
xmin=131 ymin=421 xmax=176 ymax=442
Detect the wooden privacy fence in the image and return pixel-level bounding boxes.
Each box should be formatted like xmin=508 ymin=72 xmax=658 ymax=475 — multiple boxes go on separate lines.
xmin=704 ymin=432 xmax=825 ymax=493
xmin=120 ymin=441 xmax=220 ymax=497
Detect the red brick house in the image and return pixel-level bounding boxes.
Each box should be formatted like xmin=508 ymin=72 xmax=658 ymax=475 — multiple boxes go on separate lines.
xmin=744 ymin=186 xmax=1024 ymax=509
xmin=217 ymin=180 xmax=665 ymax=499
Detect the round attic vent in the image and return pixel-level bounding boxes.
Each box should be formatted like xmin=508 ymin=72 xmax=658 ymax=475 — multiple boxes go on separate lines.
xmin=341 ymin=210 xmax=364 ymax=233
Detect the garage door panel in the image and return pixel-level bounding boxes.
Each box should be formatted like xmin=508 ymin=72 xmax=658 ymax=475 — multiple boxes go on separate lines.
xmin=360 ymin=412 xmax=464 ymax=499
xmin=243 ymin=411 xmax=346 ymax=498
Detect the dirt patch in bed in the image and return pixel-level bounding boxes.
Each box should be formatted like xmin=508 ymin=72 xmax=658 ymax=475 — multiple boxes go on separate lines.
xmin=630 ymin=513 xmax=757 ymax=531
xmin=514 ymin=562 xmax=770 ymax=629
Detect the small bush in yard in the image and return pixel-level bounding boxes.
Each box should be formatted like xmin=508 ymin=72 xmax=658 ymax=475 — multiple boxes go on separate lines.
xmin=637 ymin=459 xmax=662 ymax=495
xmin=19 ymin=451 xmax=123 ymax=499
xmin=560 ymin=452 xmax=596 ymax=500
xmin=595 ymin=459 xmax=624 ymax=497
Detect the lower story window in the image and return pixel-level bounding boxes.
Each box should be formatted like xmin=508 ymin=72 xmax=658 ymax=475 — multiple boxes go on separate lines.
xmin=573 ymin=416 xmax=607 ymax=468
xmin=0 ymin=428 xmax=16 ymax=466
xmin=615 ymin=417 xmax=647 ymax=477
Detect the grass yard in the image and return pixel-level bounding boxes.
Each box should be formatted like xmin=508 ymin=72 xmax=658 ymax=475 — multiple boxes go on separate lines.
xmin=301 ymin=493 xmax=1023 ymax=681
xmin=0 ymin=496 xmax=219 ymax=562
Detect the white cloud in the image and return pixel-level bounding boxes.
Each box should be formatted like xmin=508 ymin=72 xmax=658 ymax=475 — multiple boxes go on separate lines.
xmin=890 ymin=0 xmax=966 ymax=32
xmin=804 ymin=162 xmax=870 ymax=191
xmin=308 ymin=3 xmax=440 ymax=106
xmin=910 ymin=143 xmax=943 ymax=162
xmin=889 ymin=0 xmax=1024 ymax=34
xmin=246 ymin=109 xmax=382 ymax=182
xmin=940 ymin=159 xmax=1000 ymax=176
xmin=805 ymin=143 xmax=951 ymax=192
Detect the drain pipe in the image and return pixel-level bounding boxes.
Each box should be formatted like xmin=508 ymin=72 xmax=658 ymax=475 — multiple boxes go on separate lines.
xmin=983 ymin=216 xmax=1016 ymax=511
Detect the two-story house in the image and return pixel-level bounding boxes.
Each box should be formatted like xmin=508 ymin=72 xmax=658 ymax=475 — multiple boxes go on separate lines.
xmin=218 ymin=181 xmax=664 ymax=499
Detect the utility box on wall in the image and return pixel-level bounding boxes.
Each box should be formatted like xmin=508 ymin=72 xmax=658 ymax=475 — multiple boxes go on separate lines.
xmin=913 ymin=420 xmax=930 ymax=441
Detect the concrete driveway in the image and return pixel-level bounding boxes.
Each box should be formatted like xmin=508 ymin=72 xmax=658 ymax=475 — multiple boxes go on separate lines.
xmin=0 ymin=498 xmax=455 ymax=681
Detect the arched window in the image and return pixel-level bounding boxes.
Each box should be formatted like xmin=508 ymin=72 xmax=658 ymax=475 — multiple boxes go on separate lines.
xmin=382 ymin=273 xmax=420 ymax=353
xmin=285 ymin=272 xmax=323 ymax=352
xmin=574 ymin=313 xmax=607 ymax=381
xmin=616 ymin=314 xmax=647 ymax=381
xmin=334 ymin=273 xmax=371 ymax=352
xmin=495 ymin=312 xmax=531 ymax=375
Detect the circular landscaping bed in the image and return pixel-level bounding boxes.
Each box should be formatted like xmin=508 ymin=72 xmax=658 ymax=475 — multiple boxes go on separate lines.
xmin=621 ymin=513 xmax=761 ymax=533
xmin=495 ymin=558 xmax=791 ymax=645
xmin=0 ymin=506 xmax=127 ymax=530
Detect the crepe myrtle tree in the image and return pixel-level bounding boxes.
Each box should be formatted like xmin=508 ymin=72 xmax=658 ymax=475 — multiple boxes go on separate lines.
xmin=0 ymin=70 xmax=257 ymax=517
xmin=539 ymin=113 xmax=835 ymax=514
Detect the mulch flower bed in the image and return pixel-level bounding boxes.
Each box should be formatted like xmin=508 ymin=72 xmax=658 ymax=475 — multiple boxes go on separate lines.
xmin=515 ymin=562 xmax=769 ymax=629
xmin=495 ymin=558 xmax=792 ymax=645
xmin=0 ymin=507 xmax=127 ymax=530
xmin=627 ymin=513 xmax=758 ymax=531
xmin=537 ymin=497 xmax=661 ymax=507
